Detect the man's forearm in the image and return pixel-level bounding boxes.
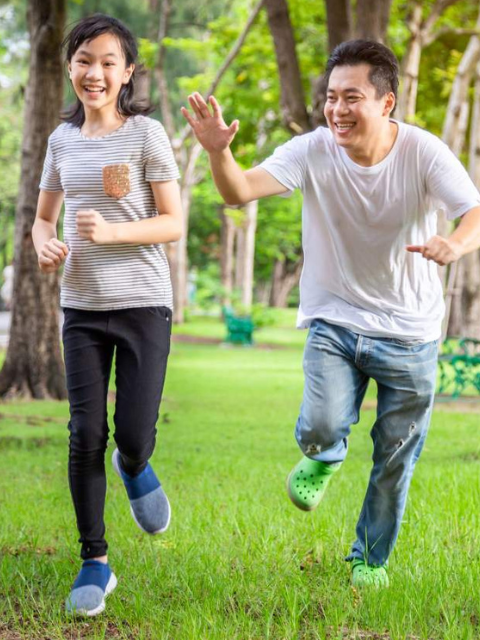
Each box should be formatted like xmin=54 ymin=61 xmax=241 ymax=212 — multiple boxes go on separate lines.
xmin=448 ymin=206 xmax=480 ymax=256
xmin=208 ymin=148 xmax=252 ymax=205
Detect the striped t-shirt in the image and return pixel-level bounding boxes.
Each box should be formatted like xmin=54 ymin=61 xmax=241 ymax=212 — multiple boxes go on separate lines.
xmin=39 ymin=115 xmax=180 ymax=311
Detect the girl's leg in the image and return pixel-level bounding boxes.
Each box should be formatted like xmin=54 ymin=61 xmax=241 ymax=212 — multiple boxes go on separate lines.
xmin=110 ymin=306 xmax=171 ymax=474
xmin=63 ymin=309 xmax=114 ymax=560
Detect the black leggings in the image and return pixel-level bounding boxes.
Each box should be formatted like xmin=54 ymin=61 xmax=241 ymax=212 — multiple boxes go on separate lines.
xmin=62 ymin=306 xmax=171 ymax=560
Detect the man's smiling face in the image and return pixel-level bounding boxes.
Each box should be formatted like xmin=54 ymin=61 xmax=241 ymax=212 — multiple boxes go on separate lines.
xmin=324 ymin=63 xmax=395 ymax=155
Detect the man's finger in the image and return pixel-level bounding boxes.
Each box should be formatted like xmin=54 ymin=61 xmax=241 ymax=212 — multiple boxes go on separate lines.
xmin=192 ymin=91 xmax=211 ymax=117
xmin=209 ymin=95 xmax=222 ymax=117
xmin=180 ymin=106 xmax=196 ymax=127
xmin=405 ymin=245 xmax=424 ymax=253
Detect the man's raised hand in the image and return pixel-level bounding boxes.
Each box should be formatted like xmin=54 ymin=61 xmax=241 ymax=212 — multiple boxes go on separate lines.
xmin=181 ymin=93 xmax=239 ymax=153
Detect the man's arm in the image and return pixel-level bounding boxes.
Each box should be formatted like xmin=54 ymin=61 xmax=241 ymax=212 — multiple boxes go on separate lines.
xmin=181 ymin=92 xmax=287 ymax=205
xmin=32 ymin=190 xmax=68 ymax=273
xmin=406 ymin=206 xmax=480 ymax=266
xmin=76 ymin=180 xmax=183 ymax=245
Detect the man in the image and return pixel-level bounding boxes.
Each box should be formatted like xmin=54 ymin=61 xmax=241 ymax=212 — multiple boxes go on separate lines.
xmin=181 ymin=40 xmax=480 ymax=587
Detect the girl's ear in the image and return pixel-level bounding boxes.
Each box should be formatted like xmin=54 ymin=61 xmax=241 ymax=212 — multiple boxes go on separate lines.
xmin=123 ymin=64 xmax=135 ymax=85
xmin=67 ymin=64 xmax=72 ymax=79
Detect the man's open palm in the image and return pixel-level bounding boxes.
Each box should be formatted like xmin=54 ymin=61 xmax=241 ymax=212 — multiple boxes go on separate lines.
xmin=181 ymin=92 xmax=239 ymax=153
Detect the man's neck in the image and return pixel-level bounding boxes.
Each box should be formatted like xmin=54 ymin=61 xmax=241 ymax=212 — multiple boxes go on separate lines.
xmin=346 ymin=121 xmax=399 ymax=167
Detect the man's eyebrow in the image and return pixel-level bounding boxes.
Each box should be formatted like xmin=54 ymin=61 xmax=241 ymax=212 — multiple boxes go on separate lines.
xmin=327 ymin=87 xmax=363 ymax=94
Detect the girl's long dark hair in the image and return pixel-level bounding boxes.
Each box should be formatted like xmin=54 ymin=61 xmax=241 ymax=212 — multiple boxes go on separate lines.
xmin=62 ymin=13 xmax=153 ymax=127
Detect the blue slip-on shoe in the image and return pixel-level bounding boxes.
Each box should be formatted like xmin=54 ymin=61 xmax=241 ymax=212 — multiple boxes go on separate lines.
xmin=65 ymin=560 xmax=117 ymax=617
xmin=112 ymin=448 xmax=171 ymax=535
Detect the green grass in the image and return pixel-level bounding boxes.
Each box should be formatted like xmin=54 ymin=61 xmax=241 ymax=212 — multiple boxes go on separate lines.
xmin=0 ymin=340 xmax=480 ymax=639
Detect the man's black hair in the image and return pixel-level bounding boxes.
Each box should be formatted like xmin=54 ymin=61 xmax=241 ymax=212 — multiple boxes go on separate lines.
xmin=325 ymin=39 xmax=399 ymax=101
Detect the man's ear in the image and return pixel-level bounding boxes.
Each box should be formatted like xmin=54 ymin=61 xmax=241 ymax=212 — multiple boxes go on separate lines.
xmin=383 ymin=91 xmax=395 ymax=116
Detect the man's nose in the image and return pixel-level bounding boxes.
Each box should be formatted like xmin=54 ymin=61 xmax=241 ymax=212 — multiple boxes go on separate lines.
xmin=334 ymin=100 xmax=349 ymax=116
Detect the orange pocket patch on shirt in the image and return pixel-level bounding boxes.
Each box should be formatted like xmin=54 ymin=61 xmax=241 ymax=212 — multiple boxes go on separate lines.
xmin=102 ymin=164 xmax=131 ymax=199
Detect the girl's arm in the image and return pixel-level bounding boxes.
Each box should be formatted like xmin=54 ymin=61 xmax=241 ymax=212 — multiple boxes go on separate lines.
xmin=76 ymin=180 xmax=183 ymax=245
xmin=32 ymin=190 xmax=68 ymax=273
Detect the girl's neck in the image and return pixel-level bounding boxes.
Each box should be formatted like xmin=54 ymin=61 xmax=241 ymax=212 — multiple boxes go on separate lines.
xmin=81 ymin=110 xmax=127 ymax=139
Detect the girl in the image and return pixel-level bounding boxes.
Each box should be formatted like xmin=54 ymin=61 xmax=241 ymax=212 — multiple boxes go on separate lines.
xmin=32 ymin=13 xmax=182 ymax=616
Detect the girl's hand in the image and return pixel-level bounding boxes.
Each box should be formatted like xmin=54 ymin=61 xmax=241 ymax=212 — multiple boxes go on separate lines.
xmin=38 ymin=238 xmax=69 ymax=273
xmin=181 ymin=93 xmax=239 ymax=153
xmin=76 ymin=209 xmax=113 ymax=244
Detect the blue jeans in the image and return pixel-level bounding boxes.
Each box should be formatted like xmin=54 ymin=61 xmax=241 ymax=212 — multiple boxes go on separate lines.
xmin=295 ymin=319 xmax=438 ymax=566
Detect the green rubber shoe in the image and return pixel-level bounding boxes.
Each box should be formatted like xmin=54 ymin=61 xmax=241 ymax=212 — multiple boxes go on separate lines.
xmin=286 ymin=456 xmax=341 ymax=511
xmin=351 ymin=559 xmax=389 ymax=588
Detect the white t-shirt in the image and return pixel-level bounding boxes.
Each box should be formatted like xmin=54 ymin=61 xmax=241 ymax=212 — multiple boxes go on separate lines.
xmin=260 ymin=122 xmax=480 ymax=341
xmin=40 ymin=115 xmax=180 ymax=311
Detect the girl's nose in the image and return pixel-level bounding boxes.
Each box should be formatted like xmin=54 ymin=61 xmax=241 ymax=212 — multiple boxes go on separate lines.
xmin=85 ymin=64 xmax=102 ymax=80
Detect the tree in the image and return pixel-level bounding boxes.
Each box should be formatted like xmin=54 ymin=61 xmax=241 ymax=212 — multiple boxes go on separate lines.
xmin=151 ymin=0 xmax=266 ymax=322
xmin=0 ymin=0 xmax=66 ymax=399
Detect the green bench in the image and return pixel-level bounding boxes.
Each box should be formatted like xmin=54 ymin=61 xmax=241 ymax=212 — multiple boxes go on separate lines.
xmin=437 ymin=337 xmax=480 ymax=398
xmin=223 ymin=306 xmax=255 ymax=345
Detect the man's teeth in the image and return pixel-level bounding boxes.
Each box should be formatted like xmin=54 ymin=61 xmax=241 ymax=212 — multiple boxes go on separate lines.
xmin=336 ymin=123 xmax=355 ymax=129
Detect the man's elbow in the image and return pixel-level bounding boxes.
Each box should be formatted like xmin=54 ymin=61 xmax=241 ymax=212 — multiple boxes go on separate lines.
xmin=223 ymin=193 xmax=251 ymax=207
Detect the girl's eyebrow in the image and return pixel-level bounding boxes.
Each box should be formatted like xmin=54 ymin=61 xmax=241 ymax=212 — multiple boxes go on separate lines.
xmin=75 ymin=49 xmax=119 ymax=58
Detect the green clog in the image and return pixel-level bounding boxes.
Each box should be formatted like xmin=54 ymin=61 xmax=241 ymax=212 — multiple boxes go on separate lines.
xmin=286 ymin=456 xmax=341 ymax=511
xmin=351 ymin=559 xmax=389 ymax=588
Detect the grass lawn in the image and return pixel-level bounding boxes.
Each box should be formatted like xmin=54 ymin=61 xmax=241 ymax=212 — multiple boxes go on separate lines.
xmin=0 ymin=335 xmax=480 ymax=639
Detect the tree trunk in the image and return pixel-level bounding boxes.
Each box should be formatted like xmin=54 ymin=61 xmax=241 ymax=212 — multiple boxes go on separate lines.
xmin=153 ymin=1 xmax=265 ymax=323
xmin=312 ymin=0 xmax=391 ymax=127
xmin=441 ymin=15 xmax=480 ymax=337
xmin=397 ymin=3 xmax=423 ymax=122
xmin=448 ymin=61 xmax=480 ymax=339
xmin=0 ymin=0 xmax=66 ymax=399
xmin=355 ymin=0 xmax=392 ymax=42
xmin=269 ymin=255 xmax=303 ymax=308
xmin=264 ymin=0 xmax=310 ymax=134
xmin=234 ymin=201 xmax=257 ymax=308
xmin=325 ymin=0 xmax=352 ymax=51
xmin=240 ymin=200 xmax=257 ymax=308
xmin=220 ymin=207 xmax=236 ymax=305
xmin=442 ymin=10 xmax=480 ymax=148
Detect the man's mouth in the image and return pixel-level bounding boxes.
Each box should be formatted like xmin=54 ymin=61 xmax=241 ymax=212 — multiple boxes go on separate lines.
xmin=335 ymin=122 xmax=355 ymax=131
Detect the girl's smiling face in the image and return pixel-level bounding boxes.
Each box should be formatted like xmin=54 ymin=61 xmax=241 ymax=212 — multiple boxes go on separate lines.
xmin=68 ymin=33 xmax=134 ymax=116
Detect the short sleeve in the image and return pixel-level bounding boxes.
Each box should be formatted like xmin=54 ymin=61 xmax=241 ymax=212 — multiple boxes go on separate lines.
xmin=421 ymin=133 xmax=480 ymax=220
xmin=259 ymin=132 xmax=311 ymax=195
xmin=144 ymin=119 xmax=180 ymax=182
xmin=39 ymin=135 xmax=62 ymax=191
